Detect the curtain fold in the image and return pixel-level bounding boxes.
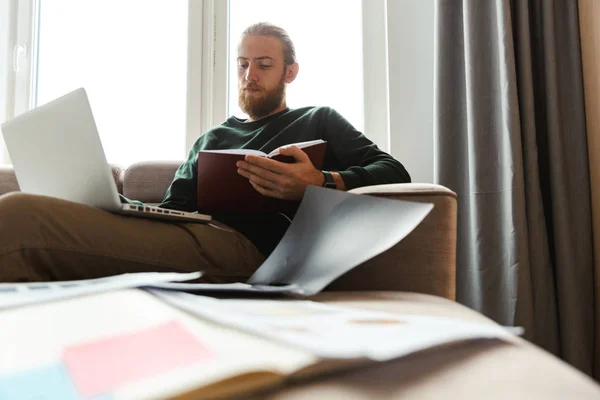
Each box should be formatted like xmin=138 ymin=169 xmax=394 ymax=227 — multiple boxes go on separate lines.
xmin=434 ymin=0 xmax=594 ymax=374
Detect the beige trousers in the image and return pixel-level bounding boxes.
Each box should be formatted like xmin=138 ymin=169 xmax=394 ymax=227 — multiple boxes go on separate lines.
xmin=0 ymin=192 xmax=265 ymax=282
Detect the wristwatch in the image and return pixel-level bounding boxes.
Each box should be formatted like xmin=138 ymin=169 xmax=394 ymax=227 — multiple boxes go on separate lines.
xmin=321 ymin=170 xmax=337 ymax=189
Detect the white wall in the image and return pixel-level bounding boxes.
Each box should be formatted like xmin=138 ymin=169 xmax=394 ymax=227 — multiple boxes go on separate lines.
xmin=386 ymin=0 xmax=434 ymax=183
xmin=362 ymin=0 xmax=391 ymax=154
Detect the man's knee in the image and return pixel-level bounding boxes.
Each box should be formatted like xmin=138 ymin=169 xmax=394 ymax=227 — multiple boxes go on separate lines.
xmin=0 ymin=192 xmax=44 ymax=208
xmin=0 ymin=191 xmax=50 ymax=217
xmin=0 ymin=192 xmax=52 ymax=240
xmin=0 ymin=193 xmax=56 ymax=281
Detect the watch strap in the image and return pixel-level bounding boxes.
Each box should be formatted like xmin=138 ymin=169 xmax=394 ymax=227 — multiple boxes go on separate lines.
xmin=321 ymin=170 xmax=337 ymax=189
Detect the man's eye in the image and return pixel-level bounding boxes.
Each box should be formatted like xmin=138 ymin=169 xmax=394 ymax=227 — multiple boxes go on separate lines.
xmin=260 ymin=65 xmax=272 ymax=69
xmin=238 ymin=64 xmax=249 ymax=69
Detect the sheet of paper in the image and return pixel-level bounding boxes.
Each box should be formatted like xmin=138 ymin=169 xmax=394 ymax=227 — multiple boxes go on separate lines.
xmin=62 ymin=320 xmax=214 ymax=398
xmin=247 ymin=186 xmax=434 ymax=295
xmin=150 ymin=289 xmax=518 ymax=361
xmin=0 ymin=271 xmax=200 ymax=310
xmin=147 ymin=281 xmax=302 ymax=294
xmin=0 ymin=363 xmax=114 ymax=400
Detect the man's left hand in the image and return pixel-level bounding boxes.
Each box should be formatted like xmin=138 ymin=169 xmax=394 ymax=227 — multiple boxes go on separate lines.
xmin=236 ymin=146 xmax=324 ymax=200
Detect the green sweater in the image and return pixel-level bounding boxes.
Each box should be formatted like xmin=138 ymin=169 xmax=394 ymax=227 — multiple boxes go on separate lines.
xmin=158 ymin=106 xmax=411 ymax=256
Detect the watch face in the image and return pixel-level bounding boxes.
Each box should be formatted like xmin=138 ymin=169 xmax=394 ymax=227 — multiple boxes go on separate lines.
xmin=324 ymin=182 xmax=337 ymax=189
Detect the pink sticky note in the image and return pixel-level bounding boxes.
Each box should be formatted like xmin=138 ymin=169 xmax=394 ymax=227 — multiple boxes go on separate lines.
xmin=62 ymin=320 xmax=214 ymax=398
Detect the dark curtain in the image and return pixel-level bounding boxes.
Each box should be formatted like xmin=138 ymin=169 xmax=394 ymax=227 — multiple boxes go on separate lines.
xmin=434 ymin=0 xmax=594 ymax=374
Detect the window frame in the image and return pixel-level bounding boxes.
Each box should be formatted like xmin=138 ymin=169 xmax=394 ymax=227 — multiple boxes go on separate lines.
xmin=7 ymin=0 xmax=37 ymax=119
xmin=1 ymin=0 xmax=37 ymax=163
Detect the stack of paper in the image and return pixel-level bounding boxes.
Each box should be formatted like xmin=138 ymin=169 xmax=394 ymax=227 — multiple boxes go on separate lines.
xmin=0 ymin=287 xmax=519 ymax=400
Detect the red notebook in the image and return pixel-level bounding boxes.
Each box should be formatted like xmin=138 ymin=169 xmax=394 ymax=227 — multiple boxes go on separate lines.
xmin=196 ymin=140 xmax=327 ymax=214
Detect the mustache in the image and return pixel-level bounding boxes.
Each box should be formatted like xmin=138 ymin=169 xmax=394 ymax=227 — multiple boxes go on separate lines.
xmin=244 ymin=84 xmax=262 ymax=91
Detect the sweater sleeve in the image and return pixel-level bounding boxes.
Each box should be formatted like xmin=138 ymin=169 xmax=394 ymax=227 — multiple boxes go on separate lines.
xmin=158 ymin=139 xmax=203 ymax=212
xmin=322 ymin=107 xmax=411 ymax=189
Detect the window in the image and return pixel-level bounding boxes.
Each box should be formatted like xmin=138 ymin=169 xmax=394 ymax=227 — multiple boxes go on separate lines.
xmin=32 ymin=0 xmax=189 ymax=165
xmin=227 ymin=0 xmax=364 ymax=131
xmin=2 ymin=0 xmax=394 ymax=166
xmin=7 ymin=0 xmax=192 ymax=166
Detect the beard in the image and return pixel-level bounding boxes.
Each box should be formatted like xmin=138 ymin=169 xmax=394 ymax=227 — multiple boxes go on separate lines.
xmin=238 ymin=71 xmax=287 ymax=120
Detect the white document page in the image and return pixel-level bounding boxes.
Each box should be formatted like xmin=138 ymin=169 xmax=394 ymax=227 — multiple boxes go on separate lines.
xmin=147 ymin=281 xmax=301 ymax=293
xmin=0 ymin=289 xmax=317 ymax=400
xmin=0 ymin=271 xmax=200 ymax=310
xmin=149 ymin=289 xmax=519 ymax=361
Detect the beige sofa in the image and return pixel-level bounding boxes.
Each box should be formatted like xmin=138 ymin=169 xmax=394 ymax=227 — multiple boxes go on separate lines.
xmin=0 ymin=161 xmax=458 ymax=300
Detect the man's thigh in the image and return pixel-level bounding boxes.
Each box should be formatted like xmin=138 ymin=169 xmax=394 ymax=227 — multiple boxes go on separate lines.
xmin=0 ymin=193 xmax=264 ymax=282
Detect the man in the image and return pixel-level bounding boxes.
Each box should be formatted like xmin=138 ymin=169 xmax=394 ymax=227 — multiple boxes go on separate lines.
xmin=0 ymin=22 xmax=410 ymax=283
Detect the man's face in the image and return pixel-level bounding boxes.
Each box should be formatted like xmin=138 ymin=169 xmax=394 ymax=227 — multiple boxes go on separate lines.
xmin=237 ymin=35 xmax=290 ymax=120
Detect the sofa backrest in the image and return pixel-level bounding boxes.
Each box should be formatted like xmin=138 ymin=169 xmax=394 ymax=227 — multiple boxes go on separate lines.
xmin=0 ymin=165 xmax=125 ymax=196
xmin=0 ymin=166 xmax=19 ymax=195
xmin=121 ymin=161 xmax=181 ymax=204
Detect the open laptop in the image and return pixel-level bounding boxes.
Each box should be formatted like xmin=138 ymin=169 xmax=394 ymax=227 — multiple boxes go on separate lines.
xmin=0 ymin=88 xmax=210 ymax=223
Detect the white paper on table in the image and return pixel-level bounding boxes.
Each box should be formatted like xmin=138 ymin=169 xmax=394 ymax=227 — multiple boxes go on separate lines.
xmin=0 ymin=289 xmax=319 ymax=400
xmin=148 ymin=281 xmax=301 ymax=293
xmin=148 ymin=289 xmax=519 ymax=361
xmin=0 ymin=271 xmax=201 ymax=310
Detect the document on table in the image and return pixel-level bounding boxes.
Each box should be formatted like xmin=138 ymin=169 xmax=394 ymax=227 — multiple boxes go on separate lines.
xmin=0 ymin=289 xmax=320 ymax=400
xmin=0 ymin=271 xmax=201 ymax=310
xmin=149 ymin=289 xmax=520 ymax=361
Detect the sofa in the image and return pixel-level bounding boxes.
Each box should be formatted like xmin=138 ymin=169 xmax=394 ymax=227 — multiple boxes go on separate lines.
xmin=2 ymin=161 xmax=599 ymax=399
xmin=0 ymin=161 xmax=458 ymax=300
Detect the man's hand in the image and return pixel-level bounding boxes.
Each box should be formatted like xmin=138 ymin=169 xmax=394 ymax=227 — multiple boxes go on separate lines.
xmin=236 ymin=146 xmax=324 ymax=200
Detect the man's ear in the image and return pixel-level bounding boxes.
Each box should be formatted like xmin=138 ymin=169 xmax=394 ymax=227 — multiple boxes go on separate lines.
xmin=285 ymin=63 xmax=299 ymax=83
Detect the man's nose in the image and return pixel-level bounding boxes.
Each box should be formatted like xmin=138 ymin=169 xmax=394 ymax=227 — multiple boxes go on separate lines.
xmin=245 ymin=64 xmax=258 ymax=82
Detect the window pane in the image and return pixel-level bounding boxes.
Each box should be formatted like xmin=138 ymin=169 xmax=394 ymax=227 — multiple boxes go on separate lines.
xmin=228 ymin=0 xmax=364 ymax=131
xmin=34 ymin=0 xmax=188 ymax=165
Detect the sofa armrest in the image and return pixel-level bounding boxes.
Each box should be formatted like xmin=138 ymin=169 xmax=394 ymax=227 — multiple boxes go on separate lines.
xmin=324 ymin=183 xmax=457 ymax=300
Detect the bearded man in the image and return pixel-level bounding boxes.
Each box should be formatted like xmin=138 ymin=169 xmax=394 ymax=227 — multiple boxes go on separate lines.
xmin=0 ymin=22 xmax=410 ymax=283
